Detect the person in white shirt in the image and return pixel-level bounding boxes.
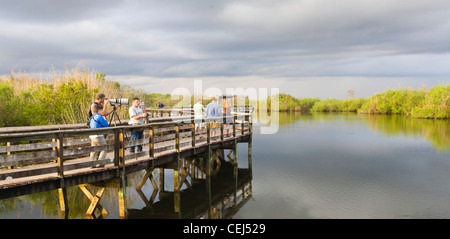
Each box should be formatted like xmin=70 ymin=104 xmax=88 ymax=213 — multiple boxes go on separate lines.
xmin=129 ymin=97 xmax=147 ymax=153
xmin=193 ymin=98 xmax=205 ymax=126
xmin=193 ymin=98 xmax=205 ymax=138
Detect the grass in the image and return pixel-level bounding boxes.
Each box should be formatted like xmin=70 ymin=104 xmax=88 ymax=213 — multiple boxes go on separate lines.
xmin=0 ymin=63 xmax=178 ymax=127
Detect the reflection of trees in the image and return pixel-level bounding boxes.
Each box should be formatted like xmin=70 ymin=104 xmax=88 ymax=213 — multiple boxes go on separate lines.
xmin=0 ymin=178 xmax=135 ymax=219
xmin=0 ymin=197 xmax=24 ymax=217
xmin=366 ymin=114 xmax=450 ymax=152
xmin=268 ymin=112 xmax=449 ymax=152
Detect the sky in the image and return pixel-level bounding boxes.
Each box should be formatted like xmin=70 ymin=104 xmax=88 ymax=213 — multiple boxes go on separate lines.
xmin=1 ymin=0 xmax=449 ymax=99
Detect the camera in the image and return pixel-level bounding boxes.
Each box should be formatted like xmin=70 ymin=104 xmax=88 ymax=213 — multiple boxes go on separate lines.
xmin=108 ymin=98 xmax=129 ymax=105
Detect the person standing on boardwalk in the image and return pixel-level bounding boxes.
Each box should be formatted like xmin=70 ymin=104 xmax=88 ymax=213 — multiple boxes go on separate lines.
xmin=222 ymin=97 xmax=232 ymax=136
xmin=89 ymin=93 xmax=116 ymax=118
xmin=206 ymin=96 xmax=222 ymax=137
xmin=193 ymin=98 xmax=205 ymax=136
xmin=129 ymin=97 xmax=147 ymax=153
xmin=89 ymin=103 xmax=109 ymax=168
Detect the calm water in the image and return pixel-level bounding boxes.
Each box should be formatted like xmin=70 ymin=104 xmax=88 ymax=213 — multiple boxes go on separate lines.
xmin=1 ymin=112 xmax=449 ymax=219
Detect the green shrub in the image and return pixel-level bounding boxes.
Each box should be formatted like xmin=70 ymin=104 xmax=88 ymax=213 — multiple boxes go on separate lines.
xmin=411 ymin=85 xmax=450 ymax=119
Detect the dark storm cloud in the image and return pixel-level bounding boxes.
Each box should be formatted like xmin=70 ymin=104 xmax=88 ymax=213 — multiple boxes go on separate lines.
xmin=1 ymin=0 xmax=450 ymax=91
xmin=0 ymin=0 xmax=125 ymax=23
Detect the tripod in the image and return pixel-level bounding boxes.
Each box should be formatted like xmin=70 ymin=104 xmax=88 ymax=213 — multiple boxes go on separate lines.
xmin=108 ymin=104 xmax=130 ymax=141
xmin=109 ymin=104 xmax=123 ymax=126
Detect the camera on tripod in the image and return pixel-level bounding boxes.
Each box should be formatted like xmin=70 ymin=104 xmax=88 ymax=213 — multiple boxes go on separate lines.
xmin=105 ymin=98 xmax=129 ymax=126
xmin=107 ymin=98 xmax=129 ymax=105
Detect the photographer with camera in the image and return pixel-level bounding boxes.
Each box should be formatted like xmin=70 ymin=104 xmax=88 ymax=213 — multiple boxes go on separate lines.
xmin=89 ymin=93 xmax=120 ymax=118
xmin=129 ymin=97 xmax=147 ymax=153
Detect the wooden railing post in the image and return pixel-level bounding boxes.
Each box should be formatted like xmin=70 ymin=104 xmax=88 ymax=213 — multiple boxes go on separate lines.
xmin=6 ymin=142 xmax=13 ymax=169
xmin=221 ymin=116 xmax=224 ymax=142
xmin=191 ymin=122 xmax=196 ymax=149
xmin=175 ymin=123 xmax=180 ymax=153
xmin=56 ymin=132 xmax=67 ymax=214
xmin=114 ymin=129 xmax=120 ymax=167
xmin=248 ymin=114 xmax=253 ymax=179
xmin=149 ymin=127 xmax=154 ymax=158
xmin=241 ymin=115 xmax=244 ymax=135
xmin=174 ymin=122 xmax=181 ymax=213
xmin=207 ymin=120 xmax=211 ymax=144
xmin=249 ymin=114 xmax=253 ymax=134
xmin=233 ymin=115 xmax=237 ymax=138
xmin=56 ymin=132 xmax=64 ymax=178
xmin=119 ymin=129 xmax=124 ymax=167
xmin=114 ymin=128 xmax=124 ymax=168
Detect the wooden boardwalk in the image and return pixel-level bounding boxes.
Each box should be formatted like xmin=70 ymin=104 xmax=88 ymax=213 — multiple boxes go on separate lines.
xmin=0 ymin=114 xmax=253 ymax=203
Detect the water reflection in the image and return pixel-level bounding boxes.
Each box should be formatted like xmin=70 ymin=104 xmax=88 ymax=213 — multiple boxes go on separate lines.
xmin=0 ymin=181 xmax=124 ymax=219
xmin=128 ymin=148 xmax=253 ymax=219
xmin=0 ymin=147 xmax=253 ymax=219
xmin=128 ymin=160 xmax=252 ymax=219
xmin=247 ymin=112 xmax=450 ymax=218
xmin=273 ymin=112 xmax=450 ymax=152
xmin=2 ymin=112 xmax=449 ymax=219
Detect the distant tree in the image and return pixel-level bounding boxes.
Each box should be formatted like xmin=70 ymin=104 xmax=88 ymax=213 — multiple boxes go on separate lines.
xmin=347 ymin=89 xmax=355 ymax=99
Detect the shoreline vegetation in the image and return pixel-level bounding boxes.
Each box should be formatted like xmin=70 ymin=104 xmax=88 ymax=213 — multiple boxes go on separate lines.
xmin=0 ymin=63 xmax=448 ymax=127
xmin=0 ymin=64 xmax=178 ymax=127
xmin=264 ymin=85 xmax=449 ymax=119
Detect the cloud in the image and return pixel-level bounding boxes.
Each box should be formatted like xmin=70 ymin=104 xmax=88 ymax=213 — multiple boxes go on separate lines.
xmin=0 ymin=0 xmax=125 ymax=23
xmin=0 ymin=0 xmax=449 ymax=97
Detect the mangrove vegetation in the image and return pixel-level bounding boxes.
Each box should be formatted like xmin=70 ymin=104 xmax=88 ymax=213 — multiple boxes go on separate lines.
xmin=264 ymin=85 xmax=449 ymax=119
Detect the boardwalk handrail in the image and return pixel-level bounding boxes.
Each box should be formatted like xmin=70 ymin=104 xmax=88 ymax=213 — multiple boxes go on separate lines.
xmin=0 ymin=113 xmax=252 ymax=184
xmin=0 ymin=114 xmax=248 ymax=138
xmin=144 ymin=105 xmax=254 ymax=118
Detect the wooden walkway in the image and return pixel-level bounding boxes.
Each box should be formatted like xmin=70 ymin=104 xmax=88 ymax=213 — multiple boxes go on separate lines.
xmin=0 ymin=114 xmax=253 ymax=202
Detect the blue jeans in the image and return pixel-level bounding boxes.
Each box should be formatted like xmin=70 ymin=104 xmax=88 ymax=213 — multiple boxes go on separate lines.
xmin=130 ymin=130 xmax=143 ymax=153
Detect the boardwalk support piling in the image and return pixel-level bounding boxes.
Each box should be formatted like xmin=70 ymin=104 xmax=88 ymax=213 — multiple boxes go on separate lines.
xmin=58 ymin=187 xmax=68 ymax=216
xmin=118 ymin=172 xmax=127 ymax=219
xmin=79 ymin=184 xmax=108 ymax=218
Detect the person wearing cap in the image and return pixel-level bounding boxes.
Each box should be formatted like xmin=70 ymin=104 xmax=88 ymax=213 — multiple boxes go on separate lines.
xmin=89 ymin=93 xmax=115 ymax=118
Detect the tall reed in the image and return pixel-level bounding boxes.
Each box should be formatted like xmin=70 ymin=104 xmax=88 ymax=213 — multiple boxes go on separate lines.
xmin=0 ymin=62 xmax=162 ymax=126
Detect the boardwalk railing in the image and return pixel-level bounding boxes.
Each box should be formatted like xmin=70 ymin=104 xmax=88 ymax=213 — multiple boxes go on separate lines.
xmin=144 ymin=105 xmax=254 ymax=118
xmin=145 ymin=107 xmax=193 ymax=118
xmin=0 ymin=114 xmax=252 ymax=187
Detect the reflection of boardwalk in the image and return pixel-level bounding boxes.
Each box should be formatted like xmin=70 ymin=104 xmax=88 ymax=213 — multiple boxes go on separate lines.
xmin=0 ymin=114 xmax=253 ymax=209
xmin=128 ymin=160 xmax=253 ymax=219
